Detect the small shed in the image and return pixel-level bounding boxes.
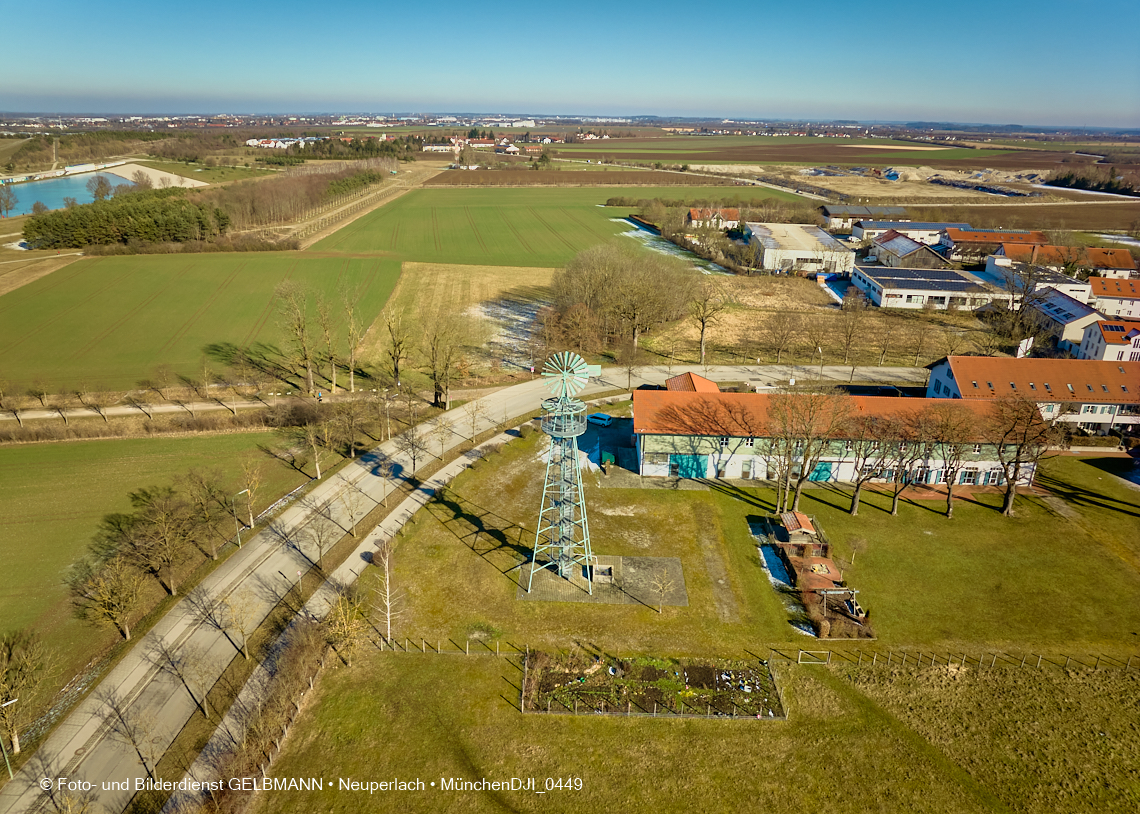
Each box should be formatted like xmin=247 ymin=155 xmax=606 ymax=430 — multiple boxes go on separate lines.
xmin=780 ymin=511 xmax=815 ymax=538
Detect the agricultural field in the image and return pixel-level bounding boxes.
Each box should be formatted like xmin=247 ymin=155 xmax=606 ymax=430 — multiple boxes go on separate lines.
xmin=250 ymin=655 xmax=1139 ymax=814
xmin=0 ymin=138 xmax=28 ymax=167
xmin=550 ymin=135 xmax=1032 ymax=167
xmin=0 ymin=433 xmax=309 ymax=676
xmin=907 ymin=200 xmax=1140 ymax=232
xmin=353 ymin=428 xmax=1140 ymax=655
xmin=134 ymin=159 xmax=274 ymax=184
xmin=0 ymin=252 xmax=400 ymax=391
xmin=424 ymin=170 xmax=740 ymax=186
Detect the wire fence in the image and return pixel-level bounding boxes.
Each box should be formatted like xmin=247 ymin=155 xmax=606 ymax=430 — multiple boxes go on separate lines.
xmin=777 ymin=647 xmax=1139 ymax=671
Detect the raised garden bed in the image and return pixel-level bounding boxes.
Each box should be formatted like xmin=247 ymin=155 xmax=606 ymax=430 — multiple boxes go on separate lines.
xmin=524 ymin=651 xmax=785 ymax=719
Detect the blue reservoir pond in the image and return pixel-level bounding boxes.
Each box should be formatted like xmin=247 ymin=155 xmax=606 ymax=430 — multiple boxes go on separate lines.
xmin=2 ymin=171 xmax=133 ymax=217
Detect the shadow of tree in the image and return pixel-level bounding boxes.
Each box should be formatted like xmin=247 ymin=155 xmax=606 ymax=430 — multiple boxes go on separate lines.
xmin=426 ymin=488 xmax=532 ymax=582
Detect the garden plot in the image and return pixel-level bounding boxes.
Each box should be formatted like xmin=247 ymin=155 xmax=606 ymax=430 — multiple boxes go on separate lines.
xmin=526 ymin=651 xmax=785 ymax=718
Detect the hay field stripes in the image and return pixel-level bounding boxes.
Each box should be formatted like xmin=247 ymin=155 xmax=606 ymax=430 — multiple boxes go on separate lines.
xmin=0 ymin=257 xmax=89 ymax=313
xmin=155 ymin=258 xmax=248 ymax=358
xmin=240 ymin=256 xmax=297 ymax=348
xmin=529 ymin=206 xmax=578 ymax=252
xmin=0 ymin=259 xmax=145 ymax=358
xmin=496 ymin=209 xmax=537 ymax=256
xmin=464 ymin=206 xmax=490 ymax=255
xmin=70 ymin=258 xmax=203 ymax=362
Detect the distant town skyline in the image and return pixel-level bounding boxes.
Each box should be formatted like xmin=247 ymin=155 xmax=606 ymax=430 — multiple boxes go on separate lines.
xmin=4 ymin=0 xmax=1137 ymax=128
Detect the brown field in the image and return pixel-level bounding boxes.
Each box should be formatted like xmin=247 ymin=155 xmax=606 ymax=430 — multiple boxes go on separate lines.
xmin=0 ymin=253 xmax=82 ymax=297
xmin=923 ymin=152 xmax=1101 ymax=171
xmin=425 ymin=170 xmax=737 ymax=187
xmin=907 ymin=201 xmax=1140 ymax=231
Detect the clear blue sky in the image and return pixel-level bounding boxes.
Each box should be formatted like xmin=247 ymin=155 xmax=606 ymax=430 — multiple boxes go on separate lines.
xmin=4 ymin=0 xmax=1138 ymax=127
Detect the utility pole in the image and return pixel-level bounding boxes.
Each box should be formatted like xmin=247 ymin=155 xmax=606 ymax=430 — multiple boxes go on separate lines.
xmin=1 ymin=698 xmax=16 ymax=779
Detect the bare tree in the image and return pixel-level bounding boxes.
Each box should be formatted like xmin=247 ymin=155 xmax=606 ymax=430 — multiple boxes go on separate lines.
xmin=145 ymin=639 xmax=214 ymax=720
xmin=317 ymin=293 xmax=338 ymax=393
xmin=428 ymin=416 xmax=453 ymax=459
xmin=341 ymin=284 xmax=365 ymax=393
xmin=843 ymin=414 xmax=898 ymax=516
xmin=462 ymin=399 xmax=490 ymax=444
xmin=183 ymin=468 xmax=228 ymax=560
xmin=185 ymin=587 xmax=258 ymax=660
xmin=875 ymin=315 xmax=901 ymax=366
xmin=305 ymin=516 xmax=340 ymax=570
xmin=651 ymin=569 xmax=674 ymax=614
xmin=240 ymin=458 xmax=263 ymax=528
xmin=0 ymin=630 xmax=55 ymax=756
xmin=275 ymin=281 xmax=316 ymax=395
xmin=335 ymin=474 xmax=371 ymax=538
xmin=983 ymin=396 xmax=1059 ymax=516
xmin=332 ymin=399 xmax=369 ymax=459
xmin=837 ymin=294 xmax=868 ymax=365
xmin=325 ymin=584 xmax=368 ymax=666
xmin=690 ymin=280 xmax=728 ymax=365
xmin=98 ymin=689 xmax=159 ymax=781
xmin=372 ymin=538 xmax=403 ymax=641
xmin=111 ymin=487 xmax=199 ymax=595
xmin=419 ymin=307 xmax=465 ymax=409
xmin=382 ymin=307 xmax=412 ymax=386
xmin=617 ymin=342 xmax=646 ymax=390
xmin=395 ymin=424 xmax=430 ymax=475
xmin=66 ymin=556 xmax=143 ymax=640
xmin=926 ymin=402 xmax=976 ymax=519
xmin=762 ymin=310 xmax=802 ymax=364
xmin=768 ymin=391 xmax=850 ymax=512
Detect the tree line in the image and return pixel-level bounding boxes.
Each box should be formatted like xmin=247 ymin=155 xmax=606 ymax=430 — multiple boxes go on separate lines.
xmin=1044 ymin=166 xmax=1137 ymax=197
xmin=22 ymin=164 xmax=392 ymax=249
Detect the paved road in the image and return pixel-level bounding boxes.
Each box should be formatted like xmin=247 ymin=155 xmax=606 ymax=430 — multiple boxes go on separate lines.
xmin=0 ymin=364 xmax=928 ymax=814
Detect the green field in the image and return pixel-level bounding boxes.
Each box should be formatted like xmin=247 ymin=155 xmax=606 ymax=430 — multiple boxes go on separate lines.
xmin=0 ymin=433 xmax=309 ymax=670
xmin=313 ymin=186 xmax=801 ymax=265
xmin=0 ymin=252 xmax=399 ymax=390
xmin=250 ymin=655 xmax=1139 ymax=814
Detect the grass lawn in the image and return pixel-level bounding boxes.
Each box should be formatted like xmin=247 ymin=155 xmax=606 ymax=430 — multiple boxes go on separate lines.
xmin=0 ymin=252 xmax=400 ymax=390
xmin=311 ymin=187 xmax=801 ymax=265
xmin=359 ymin=428 xmax=1140 ymax=655
xmin=249 ymin=654 xmax=1139 ymax=814
xmin=0 ymin=433 xmax=310 ymax=675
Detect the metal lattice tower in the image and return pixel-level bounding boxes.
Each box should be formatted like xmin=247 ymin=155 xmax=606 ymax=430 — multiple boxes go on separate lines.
xmin=527 ymin=352 xmax=601 ymax=594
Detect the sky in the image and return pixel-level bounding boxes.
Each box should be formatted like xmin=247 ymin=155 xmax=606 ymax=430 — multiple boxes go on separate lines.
xmin=3 ymin=0 xmax=1138 ymax=128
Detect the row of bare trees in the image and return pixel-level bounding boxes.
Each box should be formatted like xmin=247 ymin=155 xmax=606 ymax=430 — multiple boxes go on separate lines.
xmin=66 ymin=465 xmax=264 ymax=642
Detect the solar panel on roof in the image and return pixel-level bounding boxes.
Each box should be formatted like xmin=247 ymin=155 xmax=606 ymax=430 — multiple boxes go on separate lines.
xmin=1106 ymin=325 xmax=1126 ymax=332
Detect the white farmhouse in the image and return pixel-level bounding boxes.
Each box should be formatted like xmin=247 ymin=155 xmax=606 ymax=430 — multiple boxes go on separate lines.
xmin=747 ymin=223 xmax=854 ymax=275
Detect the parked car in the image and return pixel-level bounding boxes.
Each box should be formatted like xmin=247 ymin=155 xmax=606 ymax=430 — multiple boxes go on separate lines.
xmin=586 ymin=413 xmax=613 ymax=427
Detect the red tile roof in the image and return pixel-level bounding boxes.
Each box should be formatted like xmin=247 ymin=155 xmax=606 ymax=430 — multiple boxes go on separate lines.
xmin=632 ymin=391 xmax=1002 ymax=438
xmin=944 ymin=228 xmax=1048 ymax=245
xmin=688 ymin=208 xmax=740 ymax=221
xmin=938 ymin=356 xmax=1140 ymax=403
xmin=665 ymin=372 xmax=721 ymax=393
xmin=1094 ymin=320 xmax=1140 ymax=346
xmin=1003 ymin=245 xmax=1137 ymax=270
xmin=781 ymin=511 xmax=815 ymax=534
xmin=1090 ymin=277 xmax=1140 ymax=299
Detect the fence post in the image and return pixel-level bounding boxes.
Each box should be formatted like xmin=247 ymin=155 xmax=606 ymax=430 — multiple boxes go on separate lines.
xmin=575 ymin=700 xmax=578 ymax=715
xmin=1095 ymin=656 xmax=1100 ymax=669
xmin=991 ymin=654 xmax=997 ymax=669
xmin=900 ymin=653 xmax=906 ymax=668
xmin=1065 ymin=656 xmax=1071 ymax=669
xmin=653 ymin=703 xmax=657 ymax=717
xmin=872 ymin=653 xmax=877 ymax=667
xmin=466 ymin=640 xmax=469 ymax=656
xmin=1128 ymin=656 xmax=1133 ymax=670
xmin=1020 ymin=654 xmax=1026 ymax=667
xmin=1036 ymin=655 xmax=1042 ymax=668
xmin=827 ymin=651 xmax=832 ymax=665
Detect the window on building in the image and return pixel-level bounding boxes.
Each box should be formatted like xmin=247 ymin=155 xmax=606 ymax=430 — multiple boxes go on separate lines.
xmin=986 ymin=381 xmax=993 ymax=389
xmin=960 ymin=469 xmax=978 ymax=485
xmin=719 ymin=436 xmax=730 ymax=448
xmin=1067 ymin=383 xmax=1075 ymax=392
xmin=1010 ymin=382 xmax=1017 ymax=390
xmin=1029 ymin=383 xmax=1036 ymax=391
xmin=744 ymin=437 xmax=755 ymax=448
xmin=1087 ymin=384 xmax=1094 ymax=391
xmin=1102 ymin=385 xmax=1110 ymax=392
xmin=1044 ymin=383 xmax=1052 ymax=392
xmin=971 ymin=381 xmax=978 ymax=389
xmin=844 ymin=440 xmax=853 ymax=451
xmin=1082 ymin=405 xmax=1097 ymax=414
xmin=934 ymin=381 xmax=942 ymax=395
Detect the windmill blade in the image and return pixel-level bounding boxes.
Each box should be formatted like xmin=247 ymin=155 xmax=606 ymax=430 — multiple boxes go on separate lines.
xmin=542 ymin=351 xmax=592 ymax=398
